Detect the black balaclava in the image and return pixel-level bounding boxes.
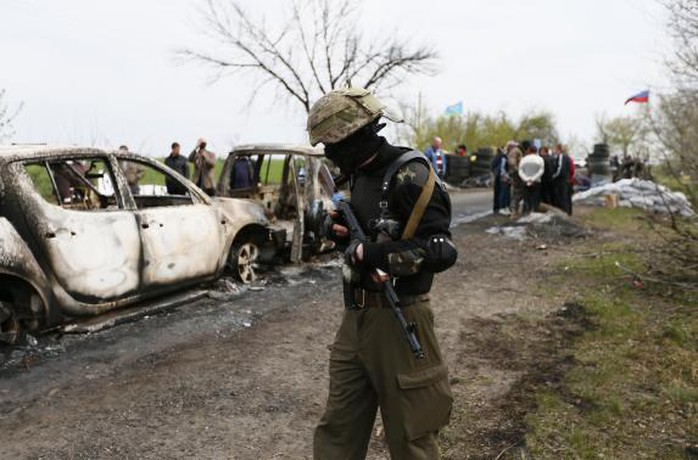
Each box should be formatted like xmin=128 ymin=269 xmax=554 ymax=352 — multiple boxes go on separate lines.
xmin=324 ymin=120 xmax=386 ymax=175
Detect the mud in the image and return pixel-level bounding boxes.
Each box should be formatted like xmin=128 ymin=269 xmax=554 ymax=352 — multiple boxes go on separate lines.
xmin=442 ymin=302 xmax=595 ymax=459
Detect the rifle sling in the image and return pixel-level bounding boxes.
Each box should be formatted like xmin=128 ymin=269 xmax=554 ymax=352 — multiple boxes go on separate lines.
xmin=401 ymin=166 xmax=436 ymax=240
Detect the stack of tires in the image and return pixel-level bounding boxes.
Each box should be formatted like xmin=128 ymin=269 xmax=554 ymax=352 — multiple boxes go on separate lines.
xmin=587 ymin=143 xmax=612 ymax=185
xmin=445 ymin=155 xmax=470 ymax=183
xmin=471 ymin=148 xmax=494 ymax=178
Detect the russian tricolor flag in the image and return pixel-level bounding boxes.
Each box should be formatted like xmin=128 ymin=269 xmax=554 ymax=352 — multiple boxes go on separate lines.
xmin=625 ymin=90 xmax=649 ymax=105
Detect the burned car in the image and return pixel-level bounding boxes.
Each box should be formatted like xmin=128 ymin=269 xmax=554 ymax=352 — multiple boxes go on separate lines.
xmin=216 ymin=144 xmax=334 ymax=262
xmin=0 ymin=145 xmax=281 ymax=343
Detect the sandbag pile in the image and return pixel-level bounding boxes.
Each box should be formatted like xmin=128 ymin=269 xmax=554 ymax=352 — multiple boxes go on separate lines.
xmin=572 ymin=178 xmax=694 ymax=217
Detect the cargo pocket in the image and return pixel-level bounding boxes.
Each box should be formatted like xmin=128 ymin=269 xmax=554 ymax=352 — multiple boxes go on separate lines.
xmin=396 ymin=363 xmax=453 ymax=441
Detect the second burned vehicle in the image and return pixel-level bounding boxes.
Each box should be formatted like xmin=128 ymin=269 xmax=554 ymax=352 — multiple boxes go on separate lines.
xmin=216 ymin=144 xmax=335 ymax=262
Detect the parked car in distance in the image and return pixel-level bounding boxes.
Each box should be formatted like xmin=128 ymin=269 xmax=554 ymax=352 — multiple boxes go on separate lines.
xmin=0 ymin=145 xmax=283 ymax=344
xmin=216 ymin=144 xmax=335 ymax=263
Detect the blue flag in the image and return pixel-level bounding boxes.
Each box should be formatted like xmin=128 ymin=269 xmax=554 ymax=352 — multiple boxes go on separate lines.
xmin=444 ymin=101 xmax=463 ymax=116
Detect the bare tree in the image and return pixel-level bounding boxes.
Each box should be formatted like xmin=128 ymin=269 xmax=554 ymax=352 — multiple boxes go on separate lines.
xmin=181 ymin=0 xmax=437 ymax=113
xmin=654 ymin=0 xmax=698 ymax=191
xmin=665 ymin=0 xmax=698 ymax=87
xmin=595 ymin=114 xmax=644 ymax=158
xmin=0 ymin=89 xmax=23 ymax=142
xmin=622 ymin=0 xmax=698 ymax=291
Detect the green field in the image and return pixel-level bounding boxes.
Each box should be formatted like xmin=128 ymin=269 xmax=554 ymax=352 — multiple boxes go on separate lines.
xmin=20 ymin=156 xmax=288 ymax=202
xmin=25 ymin=164 xmax=57 ymax=202
xmin=145 ymin=157 xmax=285 ymax=187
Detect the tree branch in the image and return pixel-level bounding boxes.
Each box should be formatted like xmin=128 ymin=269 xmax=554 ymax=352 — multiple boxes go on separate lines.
xmin=181 ymin=0 xmax=438 ymax=114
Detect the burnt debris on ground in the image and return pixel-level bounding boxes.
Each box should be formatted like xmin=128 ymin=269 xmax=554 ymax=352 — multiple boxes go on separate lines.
xmin=486 ymin=212 xmax=590 ymax=243
xmin=0 ymin=261 xmax=340 ymax=373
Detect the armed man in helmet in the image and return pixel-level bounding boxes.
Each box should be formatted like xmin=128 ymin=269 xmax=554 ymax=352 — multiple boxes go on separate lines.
xmin=308 ymin=88 xmax=457 ymax=459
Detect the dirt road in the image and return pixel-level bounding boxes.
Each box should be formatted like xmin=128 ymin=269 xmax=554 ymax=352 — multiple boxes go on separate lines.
xmin=0 ymin=189 xmax=575 ymax=459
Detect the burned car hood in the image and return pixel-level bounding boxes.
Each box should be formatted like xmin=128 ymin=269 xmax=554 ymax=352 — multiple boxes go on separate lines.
xmin=212 ymin=197 xmax=269 ymax=225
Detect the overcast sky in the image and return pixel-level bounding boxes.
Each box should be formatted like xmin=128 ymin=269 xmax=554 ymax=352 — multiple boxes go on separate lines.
xmin=1 ymin=0 xmax=671 ymax=156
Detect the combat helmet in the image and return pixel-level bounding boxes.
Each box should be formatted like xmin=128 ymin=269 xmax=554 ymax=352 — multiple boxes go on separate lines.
xmin=307 ymin=87 xmax=400 ymax=146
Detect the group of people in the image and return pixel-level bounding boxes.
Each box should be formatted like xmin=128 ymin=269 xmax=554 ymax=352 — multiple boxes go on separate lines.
xmin=163 ymin=139 xmax=217 ymax=196
xmin=114 ymin=140 xmax=218 ymax=197
xmin=491 ymin=140 xmax=575 ymax=217
xmin=611 ymin=154 xmax=649 ymax=181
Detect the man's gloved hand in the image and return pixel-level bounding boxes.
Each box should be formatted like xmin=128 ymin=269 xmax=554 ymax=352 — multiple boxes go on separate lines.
xmin=344 ymin=239 xmax=363 ymax=267
xmin=345 ymin=241 xmax=389 ymax=283
xmin=323 ymin=211 xmax=349 ymax=241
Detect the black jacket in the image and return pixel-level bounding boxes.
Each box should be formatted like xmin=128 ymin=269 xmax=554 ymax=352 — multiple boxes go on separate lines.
xmin=164 ymin=154 xmax=189 ymax=195
xmin=347 ymin=140 xmax=457 ymax=295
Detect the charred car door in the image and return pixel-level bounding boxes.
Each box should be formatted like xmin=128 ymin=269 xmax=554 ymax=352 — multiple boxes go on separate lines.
xmin=286 ymin=154 xmax=305 ymax=263
xmin=18 ymin=157 xmax=142 ymax=301
xmin=120 ymin=160 xmax=225 ymax=287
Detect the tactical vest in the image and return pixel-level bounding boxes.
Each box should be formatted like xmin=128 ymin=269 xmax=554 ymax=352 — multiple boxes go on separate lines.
xmin=350 ymin=148 xmax=442 ymax=295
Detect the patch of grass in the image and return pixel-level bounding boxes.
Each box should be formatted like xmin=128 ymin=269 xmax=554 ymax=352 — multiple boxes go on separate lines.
xmin=560 ymin=242 xmax=645 ymax=282
xmin=142 ymin=158 xmax=230 ymax=187
xmin=579 ymin=207 xmax=648 ymax=234
xmin=24 ymin=163 xmax=57 ymax=202
xmin=524 ymin=209 xmax=698 ymax=458
xmin=663 ymin=321 xmax=695 ymax=347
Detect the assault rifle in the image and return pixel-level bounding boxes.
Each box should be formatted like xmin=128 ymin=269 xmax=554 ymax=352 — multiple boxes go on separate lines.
xmin=318 ymin=165 xmax=425 ymax=360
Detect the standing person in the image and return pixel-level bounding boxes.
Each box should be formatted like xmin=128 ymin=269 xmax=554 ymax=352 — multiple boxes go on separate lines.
xmin=568 ymin=148 xmax=576 ymax=205
xmin=455 ymin=144 xmax=467 ymax=157
xmin=188 ymin=138 xmax=216 ymax=196
xmin=164 ymin=142 xmax=189 ymax=195
xmin=610 ymin=155 xmax=621 ymax=182
xmin=490 ymin=147 xmax=509 ymax=213
xmin=538 ymin=146 xmax=555 ymax=205
xmin=424 ymin=136 xmax=447 ymax=178
xmin=118 ymin=145 xmax=144 ymax=195
xmin=230 ymin=154 xmax=254 ymax=190
xmin=518 ymin=141 xmax=545 ymax=214
xmin=307 ymin=87 xmax=457 ymax=460
xmin=551 ymin=144 xmax=573 ymax=215
xmin=506 ymin=140 xmax=524 ymax=218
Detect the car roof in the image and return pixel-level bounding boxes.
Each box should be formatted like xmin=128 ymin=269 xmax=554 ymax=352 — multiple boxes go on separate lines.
xmin=0 ymin=145 xmax=154 ymax=164
xmin=229 ymin=143 xmax=324 ymax=157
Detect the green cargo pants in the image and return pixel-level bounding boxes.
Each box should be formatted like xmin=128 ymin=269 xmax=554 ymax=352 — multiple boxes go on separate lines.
xmin=510 ymin=179 xmax=524 ymax=217
xmin=313 ymin=299 xmax=452 ymax=460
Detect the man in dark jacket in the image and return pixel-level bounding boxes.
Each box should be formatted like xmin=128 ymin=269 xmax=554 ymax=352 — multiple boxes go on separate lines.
xmin=308 ymin=87 xmax=457 ymax=459
xmin=230 ymin=155 xmax=255 ymax=190
xmin=491 ymin=147 xmax=510 ymax=213
xmin=164 ymin=142 xmax=189 ymax=195
xmin=551 ymin=144 xmax=573 ymax=215
xmin=539 ymin=146 xmax=555 ymax=205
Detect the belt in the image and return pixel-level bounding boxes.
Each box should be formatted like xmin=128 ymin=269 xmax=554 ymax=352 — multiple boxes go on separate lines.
xmin=350 ymin=288 xmax=430 ymax=309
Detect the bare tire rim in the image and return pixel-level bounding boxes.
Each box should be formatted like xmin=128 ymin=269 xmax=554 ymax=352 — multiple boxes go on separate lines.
xmin=0 ymin=301 xmax=20 ymax=345
xmin=236 ymin=243 xmax=259 ymax=284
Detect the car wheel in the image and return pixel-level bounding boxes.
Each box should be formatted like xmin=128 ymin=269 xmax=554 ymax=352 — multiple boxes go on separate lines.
xmin=230 ymin=240 xmax=260 ymax=284
xmin=0 ymin=300 xmax=21 ymax=345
